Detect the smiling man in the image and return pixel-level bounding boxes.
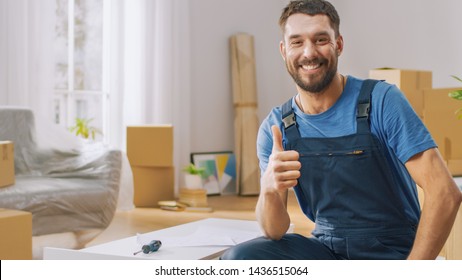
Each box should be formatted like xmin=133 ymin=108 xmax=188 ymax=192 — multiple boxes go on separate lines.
xmin=221 ymin=0 xmax=461 ymax=260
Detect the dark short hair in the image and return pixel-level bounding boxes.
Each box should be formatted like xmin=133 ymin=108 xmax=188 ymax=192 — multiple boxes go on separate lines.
xmin=279 ymin=0 xmax=340 ymax=37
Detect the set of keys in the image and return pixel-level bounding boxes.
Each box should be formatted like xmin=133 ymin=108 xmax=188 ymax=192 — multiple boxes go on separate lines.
xmin=133 ymin=240 xmax=162 ymax=255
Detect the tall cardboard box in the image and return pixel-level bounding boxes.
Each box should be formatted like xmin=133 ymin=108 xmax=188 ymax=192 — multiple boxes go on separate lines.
xmin=423 ymin=87 xmax=462 ymax=169
xmin=0 ymin=209 xmax=32 ymax=260
xmin=0 ymin=141 xmax=15 ymax=188
xmin=127 ymin=126 xmax=173 ymax=167
xmin=127 ymin=126 xmax=174 ymax=207
xmin=369 ymin=68 xmax=432 ymax=118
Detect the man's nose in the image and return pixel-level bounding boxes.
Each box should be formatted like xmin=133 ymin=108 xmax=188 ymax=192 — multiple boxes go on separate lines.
xmin=302 ymin=42 xmax=316 ymax=58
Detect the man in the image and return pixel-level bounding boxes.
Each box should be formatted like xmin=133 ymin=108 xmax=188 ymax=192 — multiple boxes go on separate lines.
xmin=222 ymin=0 xmax=461 ymax=260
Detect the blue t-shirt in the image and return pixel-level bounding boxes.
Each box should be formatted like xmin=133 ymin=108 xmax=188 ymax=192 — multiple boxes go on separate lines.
xmin=257 ymin=76 xmax=436 ymax=223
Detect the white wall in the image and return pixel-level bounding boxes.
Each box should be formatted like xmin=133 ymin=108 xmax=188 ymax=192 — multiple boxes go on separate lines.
xmin=189 ymin=0 xmax=293 ymax=154
xmin=188 ymin=0 xmax=462 ymax=154
xmin=333 ymin=0 xmax=462 ymax=88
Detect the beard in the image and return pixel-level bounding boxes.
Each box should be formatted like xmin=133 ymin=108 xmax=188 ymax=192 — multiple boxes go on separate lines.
xmin=286 ymin=57 xmax=337 ymax=94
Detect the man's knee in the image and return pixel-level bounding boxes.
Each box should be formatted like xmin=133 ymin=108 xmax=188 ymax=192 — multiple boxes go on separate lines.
xmin=220 ymin=237 xmax=273 ymax=260
xmin=220 ymin=243 xmax=254 ymax=260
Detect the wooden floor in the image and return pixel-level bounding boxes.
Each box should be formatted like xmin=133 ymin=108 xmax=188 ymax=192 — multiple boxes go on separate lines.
xmin=87 ymin=190 xmax=314 ymax=247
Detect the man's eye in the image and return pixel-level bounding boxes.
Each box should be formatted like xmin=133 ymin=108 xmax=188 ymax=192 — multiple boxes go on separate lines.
xmin=291 ymin=41 xmax=302 ymax=46
xmin=316 ymin=38 xmax=329 ymax=44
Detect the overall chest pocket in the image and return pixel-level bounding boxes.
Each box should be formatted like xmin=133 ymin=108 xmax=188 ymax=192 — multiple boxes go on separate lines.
xmin=299 ymin=148 xmax=371 ymax=173
xmin=300 ymin=149 xmax=366 ymax=157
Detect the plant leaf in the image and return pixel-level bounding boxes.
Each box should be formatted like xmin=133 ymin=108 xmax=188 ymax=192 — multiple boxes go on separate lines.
xmin=451 ymin=75 xmax=462 ymax=83
xmin=68 ymin=117 xmax=103 ymax=139
xmin=182 ymin=163 xmax=205 ymax=175
xmin=448 ymin=90 xmax=462 ymax=100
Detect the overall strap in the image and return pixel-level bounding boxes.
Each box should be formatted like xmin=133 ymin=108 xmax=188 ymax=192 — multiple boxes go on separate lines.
xmin=281 ymin=98 xmax=300 ymax=149
xmin=356 ymin=79 xmax=379 ymax=134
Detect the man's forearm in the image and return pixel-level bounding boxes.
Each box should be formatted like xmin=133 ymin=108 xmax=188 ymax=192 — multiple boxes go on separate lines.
xmin=405 ymin=148 xmax=462 ymax=259
xmin=256 ymin=189 xmax=290 ymax=240
xmin=256 ymin=125 xmax=301 ymax=240
xmin=408 ymin=186 xmax=462 ymax=259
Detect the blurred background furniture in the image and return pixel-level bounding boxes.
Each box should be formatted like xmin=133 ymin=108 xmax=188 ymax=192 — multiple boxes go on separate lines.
xmin=0 ymin=106 xmax=131 ymax=259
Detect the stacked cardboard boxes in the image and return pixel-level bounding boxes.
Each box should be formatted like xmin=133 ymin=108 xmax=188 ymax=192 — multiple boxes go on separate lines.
xmin=369 ymin=69 xmax=462 ymax=175
xmin=0 ymin=209 xmax=32 ymax=259
xmin=0 ymin=141 xmax=15 ymax=188
xmin=127 ymin=126 xmax=174 ymax=207
xmin=369 ymin=68 xmax=432 ymax=118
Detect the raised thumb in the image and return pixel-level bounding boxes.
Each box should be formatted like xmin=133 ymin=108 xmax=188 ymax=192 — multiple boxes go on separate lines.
xmin=271 ymin=125 xmax=284 ymax=152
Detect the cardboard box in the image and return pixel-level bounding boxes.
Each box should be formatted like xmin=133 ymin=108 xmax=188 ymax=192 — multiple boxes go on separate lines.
xmin=423 ymin=87 xmax=462 ymax=162
xmin=448 ymin=159 xmax=462 ymax=176
xmin=0 ymin=209 xmax=32 ymax=260
xmin=132 ymin=166 xmax=174 ymax=207
xmin=0 ymin=141 xmax=15 ymax=188
xmin=369 ymin=68 xmax=432 ymax=118
xmin=127 ymin=126 xmax=173 ymax=167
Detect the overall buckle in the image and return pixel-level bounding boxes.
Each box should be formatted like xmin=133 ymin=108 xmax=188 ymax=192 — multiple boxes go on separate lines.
xmin=282 ymin=112 xmax=296 ymax=128
xmin=357 ymin=103 xmax=370 ymax=119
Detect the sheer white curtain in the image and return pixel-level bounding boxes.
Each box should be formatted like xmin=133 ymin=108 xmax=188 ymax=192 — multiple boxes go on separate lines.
xmin=109 ymin=0 xmax=191 ymax=193
xmin=0 ymin=0 xmax=55 ymax=122
xmin=0 ymin=0 xmax=190 ymax=193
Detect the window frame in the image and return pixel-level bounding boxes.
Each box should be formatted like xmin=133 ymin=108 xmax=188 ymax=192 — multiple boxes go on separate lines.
xmin=53 ymin=0 xmax=110 ymax=143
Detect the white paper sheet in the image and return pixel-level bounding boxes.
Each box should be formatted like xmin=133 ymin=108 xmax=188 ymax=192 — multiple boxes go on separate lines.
xmin=136 ymin=225 xmax=261 ymax=248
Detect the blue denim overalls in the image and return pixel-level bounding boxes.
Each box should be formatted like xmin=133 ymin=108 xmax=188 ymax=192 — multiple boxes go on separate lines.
xmin=221 ymin=80 xmax=418 ymax=260
xmin=281 ymin=79 xmax=417 ymax=259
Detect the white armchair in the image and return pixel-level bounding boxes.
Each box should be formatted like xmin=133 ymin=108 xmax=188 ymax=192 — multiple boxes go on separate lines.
xmin=0 ymin=107 xmax=130 ymax=258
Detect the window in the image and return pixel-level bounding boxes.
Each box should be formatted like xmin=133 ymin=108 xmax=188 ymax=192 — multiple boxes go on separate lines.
xmin=54 ymin=0 xmax=109 ymax=142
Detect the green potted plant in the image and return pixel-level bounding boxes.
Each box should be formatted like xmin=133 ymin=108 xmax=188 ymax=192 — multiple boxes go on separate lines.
xmin=448 ymin=75 xmax=462 ymax=120
xmin=69 ymin=118 xmax=102 ymax=140
xmin=182 ymin=163 xmax=205 ymax=189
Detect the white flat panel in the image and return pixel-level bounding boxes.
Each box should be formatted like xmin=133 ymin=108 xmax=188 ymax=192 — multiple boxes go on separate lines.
xmin=44 ymin=218 xmax=263 ymax=260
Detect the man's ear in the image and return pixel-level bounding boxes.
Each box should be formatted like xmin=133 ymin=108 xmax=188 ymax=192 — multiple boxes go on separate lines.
xmin=336 ymin=35 xmax=344 ymax=56
xmin=279 ymin=40 xmax=287 ymax=61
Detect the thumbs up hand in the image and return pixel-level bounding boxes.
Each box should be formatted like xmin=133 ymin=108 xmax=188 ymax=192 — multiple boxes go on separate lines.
xmin=271 ymin=124 xmax=285 ymax=153
xmin=261 ymin=125 xmax=301 ymax=192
